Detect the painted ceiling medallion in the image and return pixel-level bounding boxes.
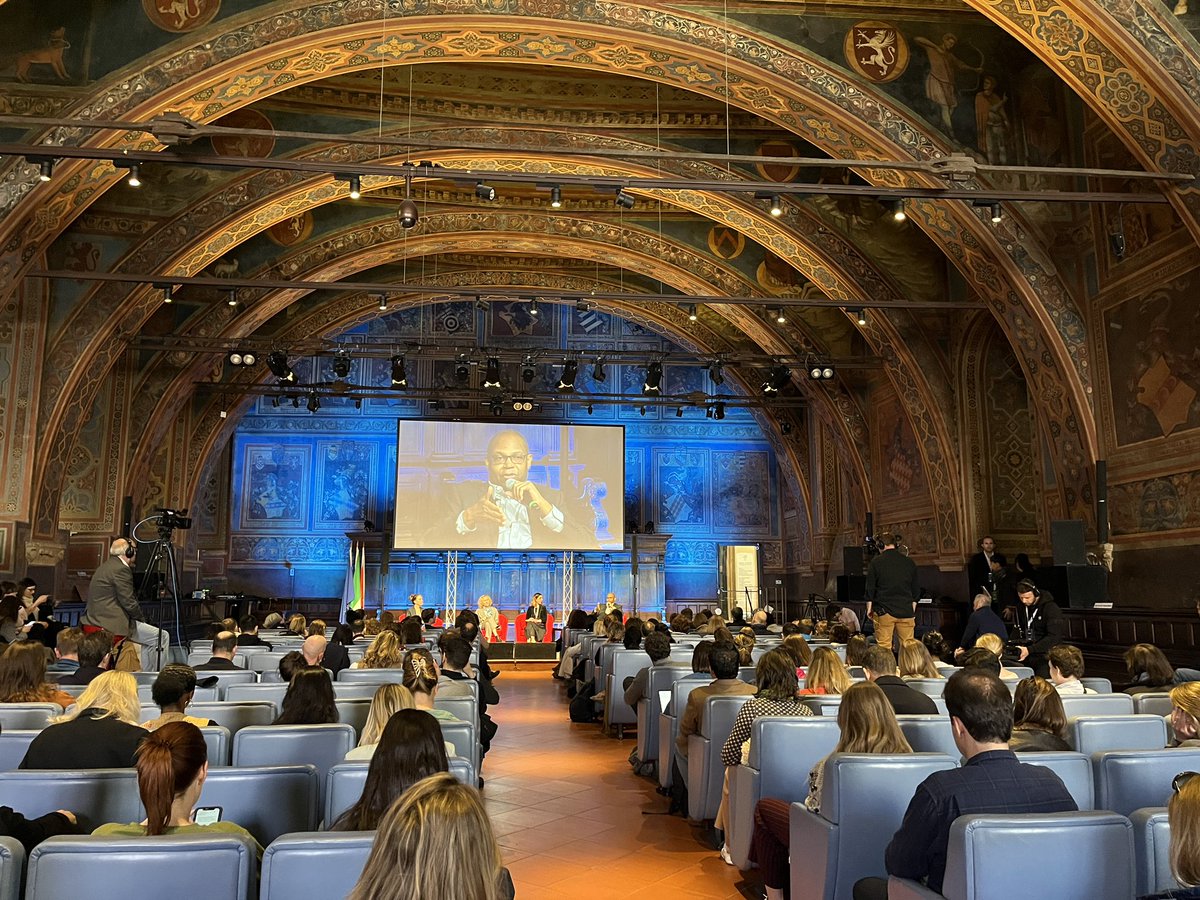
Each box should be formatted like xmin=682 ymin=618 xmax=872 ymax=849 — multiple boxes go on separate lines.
xmin=143 ymin=0 xmax=220 ymax=34
xmin=844 ymin=21 xmax=910 ymax=84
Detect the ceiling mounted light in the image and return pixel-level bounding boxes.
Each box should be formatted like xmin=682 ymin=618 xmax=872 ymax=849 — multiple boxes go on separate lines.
xmin=586 ymin=403 xmax=594 ymax=415
xmin=774 ymin=307 xmax=787 ymax=325
xmin=528 ymin=298 xmax=539 ymax=317
xmin=856 ymin=308 xmax=867 ymax=326
xmin=639 ymin=405 xmax=647 ymax=416
xmin=769 ymin=195 xmax=783 ymax=217
xmin=115 ymin=161 xmax=141 ymax=188
xmin=429 ymin=399 xmax=443 ymax=412
xmin=377 ymin=294 xmax=388 ymax=311
xmin=990 ymin=203 xmax=1002 ymax=224
xmin=475 ymin=181 xmax=496 ymax=201
xmin=32 ymin=157 xmax=55 ymax=182
xmin=271 ymin=395 xmax=280 ymax=408
xmin=390 ymin=355 xmax=407 ymax=388
xmin=557 ymin=359 xmax=578 ymax=392
xmin=266 ymin=351 xmax=295 ymax=382
xmin=642 ymin=360 xmax=663 ymax=395
xmin=454 ymin=356 xmax=470 ymax=383
xmin=709 ymin=360 xmax=725 ymax=386
xmin=687 ymin=304 xmax=698 ymax=322
xmin=291 ymin=396 xmax=300 ymax=408
xmin=398 ymin=197 xmax=419 ymax=229
xmin=521 ymin=356 xmax=537 ymax=384
xmin=615 ymin=189 xmax=635 ymax=210
xmin=763 ymin=364 xmax=791 ymax=394
xmin=592 ymin=359 xmax=607 ymax=383
xmin=807 ymin=364 xmax=835 ymax=381
xmin=714 ymin=402 xmax=726 ymax=420
xmin=822 ymin=366 xmax=835 ymax=380
xmin=348 ymin=174 xmax=361 ymax=200
xmin=889 ymin=198 xmax=906 ymax=222
xmin=227 ymin=351 xmax=256 ymax=367
xmin=490 ymin=399 xmax=504 ymax=417
xmin=484 ymin=357 xmax=502 ymax=389
xmin=161 ymin=284 xmax=174 ymax=304
xmin=332 ymin=352 xmax=352 ymax=379
xmin=226 ymin=289 xmax=238 ymax=308
xmin=781 ymin=420 xmax=793 ymax=435
xmin=550 ymin=186 xmax=563 ymax=208
xmin=354 ymin=398 xmax=362 ymax=409
xmin=306 ymin=393 xmax=321 ymax=413
xmin=675 ymin=406 xmax=684 ymax=418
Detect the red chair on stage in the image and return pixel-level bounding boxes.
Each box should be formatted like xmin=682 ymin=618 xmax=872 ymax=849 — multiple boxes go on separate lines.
xmin=492 ymin=613 xmax=509 ymax=643
xmin=515 ymin=612 xmax=555 ymax=643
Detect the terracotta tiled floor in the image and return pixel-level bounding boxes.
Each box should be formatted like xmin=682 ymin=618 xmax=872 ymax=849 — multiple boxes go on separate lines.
xmin=484 ymin=665 xmax=753 ymax=899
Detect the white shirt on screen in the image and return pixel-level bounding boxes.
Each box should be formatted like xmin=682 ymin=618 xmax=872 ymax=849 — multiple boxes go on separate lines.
xmin=456 ymin=482 xmax=564 ymax=548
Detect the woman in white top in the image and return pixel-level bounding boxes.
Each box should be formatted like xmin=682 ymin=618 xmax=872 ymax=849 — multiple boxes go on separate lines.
xmin=475 ymin=595 xmax=501 ymax=643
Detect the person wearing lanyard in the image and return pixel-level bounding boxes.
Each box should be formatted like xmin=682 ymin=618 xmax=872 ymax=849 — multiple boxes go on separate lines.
xmin=1011 ymin=579 xmax=1064 ymax=678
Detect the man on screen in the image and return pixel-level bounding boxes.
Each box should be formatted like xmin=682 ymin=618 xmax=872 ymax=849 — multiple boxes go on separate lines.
xmin=450 ymin=430 xmax=585 ymax=550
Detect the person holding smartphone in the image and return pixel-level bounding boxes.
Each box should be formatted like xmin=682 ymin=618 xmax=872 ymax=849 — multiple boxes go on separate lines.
xmin=92 ymin=721 xmax=262 ymax=857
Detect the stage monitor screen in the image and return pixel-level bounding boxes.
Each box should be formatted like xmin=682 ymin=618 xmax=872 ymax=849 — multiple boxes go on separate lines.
xmin=393 ymin=421 xmax=624 ymax=551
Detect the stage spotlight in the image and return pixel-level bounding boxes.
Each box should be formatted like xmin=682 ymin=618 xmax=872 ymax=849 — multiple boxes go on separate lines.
xmin=528 ymin=298 xmax=539 ymax=317
xmin=32 ymin=157 xmax=55 ymax=181
xmin=118 ymin=162 xmax=141 ymax=188
xmin=806 ymin=364 xmax=834 ymax=381
xmin=550 ymin=186 xmax=563 ymax=208
xmin=889 ymin=198 xmax=906 ymax=222
xmin=782 ymin=420 xmax=793 ymax=435
xmin=266 ymin=351 xmax=295 ymax=382
xmin=377 ymin=295 xmax=388 ymax=311
xmin=454 ymin=356 xmax=470 ymax=383
xmin=390 ymin=355 xmax=407 ymax=388
xmin=774 ymin=307 xmax=787 ymax=325
xmin=521 ymin=356 xmax=536 ymax=383
xmin=271 ymin=396 xmax=280 ymax=408
xmin=228 ymin=352 xmax=243 ymax=366
xmin=675 ymin=406 xmax=684 ymax=418
xmin=714 ymin=402 xmax=726 ymax=420
xmin=354 ymin=398 xmax=362 ymax=409
xmin=484 ymin=357 xmax=502 ymax=389
xmin=769 ymin=195 xmax=783 ymax=217
xmin=706 ymin=406 xmax=714 ymax=419
xmin=332 ymin=352 xmax=352 ymax=379
xmin=592 ymin=359 xmax=607 ymax=383
xmin=557 ymin=359 xmax=578 ymax=392
xmin=822 ymin=366 xmax=834 ymax=379
xmin=586 ymin=403 xmax=594 ymax=415
xmin=763 ymin=364 xmax=791 ymax=394
xmin=348 ymin=174 xmax=361 ymax=199
xmin=306 ymin=393 xmax=320 ymax=413
xmin=615 ymin=189 xmax=635 ymax=209
xmin=291 ymin=396 xmax=300 ymax=408
xmin=709 ymin=361 xmax=725 ymax=386
xmin=639 ymin=405 xmax=647 ymax=416
xmin=687 ymin=304 xmax=698 ymax=322
xmin=490 ymin=399 xmax=503 ymax=417
xmin=856 ymin=308 xmax=867 ymax=326
xmin=226 ymin=289 xmax=238 ymax=308
xmin=642 ymin=360 xmax=663 ymax=395
xmin=398 ymin=198 xmax=419 ymax=228
xmin=227 ymin=351 xmax=256 ymax=367
xmin=475 ymin=181 xmax=496 ymax=201
xmin=990 ymin=203 xmax=1002 ymax=224
xmin=162 ymin=285 xmax=174 ymax=304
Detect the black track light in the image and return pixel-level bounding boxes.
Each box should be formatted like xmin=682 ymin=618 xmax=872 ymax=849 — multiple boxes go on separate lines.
xmin=32 ymin=157 xmax=55 ymax=182
xmin=266 ymin=351 xmax=295 ymax=382
xmin=528 ymin=298 xmax=539 ymax=317
xmin=714 ymin=402 xmax=726 ymax=420
xmin=687 ymin=304 xmax=698 ymax=322
xmin=642 ymin=360 xmax=663 ymax=395
xmin=676 ymin=406 xmax=684 ymax=418
xmin=398 ymin=198 xmax=419 ymax=229
xmin=550 ymin=186 xmax=562 ymax=208
xmin=639 ymin=405 xmax=647 ymax=416
xmin=856 ymin=308 xmax=867 ymax=326
xmin=475 ymin=181 xmax=496 ymax=201
xmin=586 ymin=403 xmax=594 ymax=415
xmin=782 ymin=420 xmax=793 ymax=435
xmin=490 ymin=399 xmax=503 ymax=417
xmin=348 ymin=174 xmax=361 ymax=199
xmin=521 ymin=356 xmax=536 ymax=384
xmin=354 ymin=398 xmax=363 ymax=409
xmin=390 ymin=355 xmax=407 ymax=388
xmin=271 ymin=395 xmax=280 ymax=408
xmin=226 ymin=289 xmax=238 ymax=308
xmin=332 ymin=352 xmax=352 ymax=379
xmin=709 ymin=361 xmax=725 ymax=386
xmin=484 ymin=357 xmax=502 ymax=389
xmin=454 ymin=356 xmax=470 ymax=383
xmin=429 ymin=399 xmax=443 ymax=411
xmin=615 ymin=189 xmax=635 ymax=210
xmin=121 ymin=162 xmax=141 ymax=187
xmin=763 ymin=364 xmax=791 ymax=394
xmin=889 ymin=198 xmax=906 ymax=222
xmin=557 ymin=359 xmax=578 ymax=392
xmin=291 ymin=396 xmax=300 ymax=408
xmin=306 ymin=393 xmax=320 ymax=413
xmin=769 ymin=195 xmax=783 ymax=217
xmin=377 ymin=295 xmax=388 ymax=311
xmin=990 ymin=203 xmax=1002 ymax=224
xmin=162 ymin=285 xmax=174 ymax=304
xmin=774 ymin=307 xmax=787 ymax=325
xmin=592 ymin=359 xmax=607 ymax=383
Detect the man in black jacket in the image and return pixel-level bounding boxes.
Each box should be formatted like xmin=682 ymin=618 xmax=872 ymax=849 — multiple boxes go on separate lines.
xmin=863 ymin=646 xmax=937 ymax=715
xmin=1011 ymin=579 xmax=1064 ymax=677
xmin=966 ymin=535 xmax=1007 ymax=600
xmin=865 ymin=533 xmax=920 ymax=653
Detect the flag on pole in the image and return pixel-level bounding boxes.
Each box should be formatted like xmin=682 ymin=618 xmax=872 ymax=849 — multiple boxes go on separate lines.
xmin=351 ymin=542 xmax=365 ymax=612
xmin=339 ymin=541 xmax=358 ymax=621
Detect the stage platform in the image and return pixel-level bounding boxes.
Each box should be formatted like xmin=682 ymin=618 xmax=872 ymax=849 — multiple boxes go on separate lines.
xmin=486 ymin=641 xmax=558 ymax=663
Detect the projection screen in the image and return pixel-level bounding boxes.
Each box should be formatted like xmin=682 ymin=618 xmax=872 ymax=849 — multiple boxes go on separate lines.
xmin=393 ymin=421 xmax=624 ymax=551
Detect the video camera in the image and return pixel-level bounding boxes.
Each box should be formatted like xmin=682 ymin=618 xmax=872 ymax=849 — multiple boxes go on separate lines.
xmin=156 ymin=507 xmax=193 ymax=531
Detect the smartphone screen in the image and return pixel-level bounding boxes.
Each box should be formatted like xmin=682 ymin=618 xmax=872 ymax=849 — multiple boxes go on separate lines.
xmin=192 ymin=806 xmax=222 ymax=826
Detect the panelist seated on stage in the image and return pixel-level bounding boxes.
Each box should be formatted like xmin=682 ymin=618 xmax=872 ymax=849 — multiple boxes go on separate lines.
xmin=427 ymin=430 xmax=598 ymax=550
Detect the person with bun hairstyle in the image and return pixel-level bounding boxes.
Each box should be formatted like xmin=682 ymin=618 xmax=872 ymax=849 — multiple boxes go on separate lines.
xmin=402 ymin=648 xmax=463 ymax=724
xmin=93 ymin=721 xmax=262 ymax=855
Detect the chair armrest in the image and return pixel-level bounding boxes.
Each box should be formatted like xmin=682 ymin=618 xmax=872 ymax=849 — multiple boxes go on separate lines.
xmin=687 ymin=733 xmax=710 ymax=820
xmin=658 ymin=713 xmax=677 ymax=788
xmin=728 ymin=764 xmax=761 ymax=869
xmin=888 ymin=876 xmax=944 ymax=900
xmin=790 ymin=803 xmax=837 ymax=900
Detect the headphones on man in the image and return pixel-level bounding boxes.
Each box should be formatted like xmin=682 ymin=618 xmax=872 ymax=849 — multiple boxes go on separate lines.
xmin=1015 ymin=579 xmax=1040 ymax=598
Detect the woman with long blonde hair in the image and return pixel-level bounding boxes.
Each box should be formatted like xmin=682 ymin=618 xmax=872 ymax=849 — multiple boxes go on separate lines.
xmin=283 ymin=613 xmax=306 ymax=636
xmin=21 ymin=670 xmax=146 ymax=769
xmin=1140 ymin=772 xmax=1200 ymax=898
xmin=347 ymin=684 xmax=416 ymax=759
xmin=475 ymin=595 xmax=501 ymax=643
xmin=801 ymin=646 xmax=853 ymax=695
xmin=899 ymin=639 xmax=943 ymax=679
xmin=355 ymin=630 xmax=405 ymax=669
xmin=348 ymin=772 xmax=512 ymax=900
xmin=750 ymin=681 xmax=912 ymax=900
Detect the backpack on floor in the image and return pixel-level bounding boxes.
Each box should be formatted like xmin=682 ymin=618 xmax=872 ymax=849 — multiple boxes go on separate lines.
xmin=569 ymin=680 xmax=598 ymax=722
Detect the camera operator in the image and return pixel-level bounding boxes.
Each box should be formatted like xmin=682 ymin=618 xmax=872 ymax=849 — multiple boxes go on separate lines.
xmin=83 ymin=537 xmax=168 ymax=672
xmin=1009 ymin=579 xmax=1064 ymax=678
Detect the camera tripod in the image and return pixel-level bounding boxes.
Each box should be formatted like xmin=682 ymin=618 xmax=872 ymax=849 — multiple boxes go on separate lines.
xmin=133 ymin=517 xmax=185 ymax=668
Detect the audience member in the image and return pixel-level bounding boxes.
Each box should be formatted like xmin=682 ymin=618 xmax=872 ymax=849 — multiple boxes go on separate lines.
xmin=622 ymin=622 xmax=642 ymax=651
xmin=898 ymin=639 xmax=943 ymax=680
xmin=0 ymin=641 xmax=73 ymax=708
xmin=1008 ymin=676 xmax=1070 ymax=751
xmin=802 ymin=646 xmax=852 ymax=696
xmin=347 ymin=773 xmax=513 ymax=900
xmin=852 ymin=669 xmax=1077 ymax=900
xmin=57 ymin=629 xmax=113 ymax=685
xmin=751 ymin=681 xmax=911 ymax=900
xmin=143 ymin=664 xmax=218 ymax=731
xmin=347 ymin=684 xmax=418 ymax=760
xmin=715 ymin=647 xmax=813 ymax=864
xmin=273 ymin=667 xmax=338 ymax=725
xmin=781 ymin=634 xmax=813 ymax=674
xmin=46 ymin=627 xmax=83 ymax=673
xmin=958 ymin=647 xmax=1002 ymax=676
xmin=437 ymin=636 xmax=479 ymax=700
xmin=975 ymin=633 xmax=1020 ymax=680
xmin=0 ymin=595 xmax=27 ymax=644
xmin=1124 ymin=643 xmax=1199 ymax=695
xmin=1010 ymin=579 xmax=1064 ymax=677
xmin=235 ymin=615 xmax=272 ymax=649
xmin=194 ymin=632 xmax=243 ymax=670
xmin=1047 ymin=644 xmax=1096 ymax=695
xmin=1170 ymin=682 xmax=1200 ymax=748
xmin=623 ymin=631 xmax=674 ymax=708
xmin=21 ymin=670 xmax=146 ymax=768
xmin=278 ymin=650 xmax=304 ymax=682
xmin=0 ymin=804 xmax=83 ymax=853
xmin=363 ymin=619 xmax=383 ymax=638
xmin=921 ymin=631 xmax=954 ymax=669
xmin=403 ymin=649 xmax=462 ymax=724
xmin=689 ymin=639 xmax=714 ymax=675
xmin=93 ymin=721 xmax=262 ymax=856
xmin=356 ymin=631 xmax=405 ymax=669
xmin=734 ymin=632 xmax=754 ymax=666
xmin=302 ymin=632 xmax=330 ymax=671
xmin=1140 ymin=771 xmax=1200 ymax=899
xmin=282 ymin=613 xmax=306 ymax=636
xmin=675 ymin=642 xmax=755 ymax=782
xmin=333 ymin=709 xmax=452 ymax=830
xmin=261 ymin=612 xmax=283 ymax=629
xmin=829 ymin=624 xmax=851 ymax=644
xmin=955 ymin=593 xmax=1008 ymax=658
xmin=401 ymin=617 xmax=424 ymax=646
xmin=845 ymin=634 xmax=869 ymax=668
xmin=862 ymin=646 xmax=937 ymax=714
xmin=825 ymin=601 xmax=861 ymax=634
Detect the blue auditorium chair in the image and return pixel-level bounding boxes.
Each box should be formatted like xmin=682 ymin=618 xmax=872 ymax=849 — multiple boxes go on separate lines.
xmin=728 ymin=716 xmax=841 ymax=869
xmin=656 ymin=672 xmax=711 ymax=790
xmin=1005 ymin=666 xmax=1035 ymax=679
xmin=1070 ymin=714 xmax=1167 ymax=755
xmin=231 ymin=725 xmax=355 ymax=816
xmin=896 ymin=716 xmax=958 ymax=758
xmin=0 ymin=769 xmax=140 ymax=825
xmin=686 ymin=694 xmax=752 ymax=821
xmin=888 ymin=811 xmax=1134 ymax=900
xmin=138 ymin=684 xmax=217 ymax=703
xmin=330 ymin=683 xmax=385 ymax=702
xmin=245 ymin=652 xmax=290 ymax=673
xmin=788 ymin=752 xmax=957 ymax=900
xmin=189 ymin=700 xmax=278 ymax=735
xmin=1093 ymin=748 xmax=1200 ymax=817
xmin=195 ymin=765 xmax=319 ymax=845
xmin=26 ymin=833 xmax=257 ymax=900
xmin=605 ymin=648 xmax=651 ymax=737
xmin=0 ymin=836 xmax=21 ymax=900
xmin=903 ymin=679 xmax=946 ymax=698
xmin=0 ymin=730 xmax=39 ymax=770
xmin=336 ymin=668 xmax=406 ymax=684
xmin=1059 ymin=693 xmax=1135 ymax=717
xmin=1133 ymin=693 xmax=1174 ymax=717
xmin=1131 ymin=807 xmax=1175 ymax=897
xmin=1014 ymin=751 xmax=1094 ymax=809
xmin=433 ymin=696 xmax=477 ymax=725
xmin=1080 ymin=677 xmax=1113 ymax=694
xmin=438 ymin=720 xmax=479 ymax=773
xmin=801 ymin=696 xmax=842 ymax=717
xmin=199 ymin=725 xmax=232 ymax=766
xmin=204 ymin=671 xmax=259 ymax=696
xmin=737 ymin=666 xmax=756 ymax=685
xmin=334 ymin=699 xmax=370 ymax=738
xmin=0 ymin=703 xmax=59 ymax=730
xmin=132 ymin=672 xmax=162 ymax=686
xmin=638 ymin=666 xmax=701 ymax=773
xmin=260 ymin=832 xmax=374 ymax=900
xmin=324 ymin=759 xmax=475 ymax=825
xmin=223 ymin=683 xmax=289 ymax=705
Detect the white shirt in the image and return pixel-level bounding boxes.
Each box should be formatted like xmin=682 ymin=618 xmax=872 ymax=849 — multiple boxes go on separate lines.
xmin=456 ymin=482 xmax=564 ymax=548
xmin=1054 ymin=679 xmax=1096 ymax=695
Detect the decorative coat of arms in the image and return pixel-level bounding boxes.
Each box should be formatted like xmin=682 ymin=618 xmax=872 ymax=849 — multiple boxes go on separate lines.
xmin=844 ymin=21 xmax=910 ymax=83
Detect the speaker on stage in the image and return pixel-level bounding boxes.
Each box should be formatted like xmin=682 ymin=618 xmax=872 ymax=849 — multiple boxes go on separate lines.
xmin=843 ymin=546 xmax=864 ymax=576
xmin=1050 ymin=520 xmax=1087 ymax=565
